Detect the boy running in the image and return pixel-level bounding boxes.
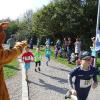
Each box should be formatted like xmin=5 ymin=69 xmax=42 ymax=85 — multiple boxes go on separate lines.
xmin=34 ymin=47 xmax=42 ymax=72
xmin=67 ymin=51 xmax=98 ymax=100
xmin=45 ymin=45 xmax=51 ymax=66
xmin=22 ymin=46 xmax=34 ymax=80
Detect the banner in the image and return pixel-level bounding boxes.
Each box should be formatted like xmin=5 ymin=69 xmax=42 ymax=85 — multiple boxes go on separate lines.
xmin=95 ymin=30 xmax=100 ymax=52
xmin=95 ymin=0 xmax=100 ymax=52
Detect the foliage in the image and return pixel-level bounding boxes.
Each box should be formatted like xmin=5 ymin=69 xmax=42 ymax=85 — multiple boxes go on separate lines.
xmin=31 ymin=0 xmax=98 ymax=48
xmin=1 ymin=0 xmax=98 ymax=49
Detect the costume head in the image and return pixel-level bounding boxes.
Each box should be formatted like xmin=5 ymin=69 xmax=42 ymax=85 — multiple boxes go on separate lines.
xmin=0 ymin=22 xmax=9 ymax=45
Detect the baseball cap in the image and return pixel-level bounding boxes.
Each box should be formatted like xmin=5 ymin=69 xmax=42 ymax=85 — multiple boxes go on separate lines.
xmin=80 ymin=51 xmax=91 ymax=60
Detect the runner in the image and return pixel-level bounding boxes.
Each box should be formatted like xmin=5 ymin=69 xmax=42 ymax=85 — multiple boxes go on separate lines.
xmin=34 ymin=47 xmax=42 ymax=72
xmin=22 ymin=46 xmax=34 ymax=80
xmin=45 ymin=45 xmax=51 ymax=66
xmin=67 ymin=51 xmax=98 ymax=100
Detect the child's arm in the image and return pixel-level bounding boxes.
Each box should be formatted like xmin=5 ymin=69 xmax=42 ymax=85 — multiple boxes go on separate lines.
xmin=91 ymin=67 xmax=98 ymax=89
xmin=68 ymin=74 xmax=74 ymax=90
xmin=22 ymin=54 xmax=24 ymax=61
xmin=31 ymin=52 xmax=34 ymax=62
xmin=68 ymin=68 xmax=78 ymax=94
xmin=92 ymin=74 xmax=98 ymax=89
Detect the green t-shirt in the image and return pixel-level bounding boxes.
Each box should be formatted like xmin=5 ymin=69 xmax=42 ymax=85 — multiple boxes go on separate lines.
xmin=34 ymin=51 xmax=42 ymax=62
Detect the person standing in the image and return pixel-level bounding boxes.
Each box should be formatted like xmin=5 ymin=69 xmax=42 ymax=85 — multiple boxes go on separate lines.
xmin=45 ymin=38 xmax=51 ymax=47
xmin=0 ymin=22 xmax=27 ymax=100
xmin=29 ymin=38 xmax=34 ymax=49
xmin=56 ymin=39 xmax=61 ymax=50
xmin=74 ymin=38 xmax=81 ymax=57
xmin=67 ymin=37 xmax=73 ymax=63
xmin=90 ymin=37 xmax=96 ymax=67
xmin=7 ymin=35 xmax=16 ymax=49
xmin=63 ymin=37 xmax=68 ymax=52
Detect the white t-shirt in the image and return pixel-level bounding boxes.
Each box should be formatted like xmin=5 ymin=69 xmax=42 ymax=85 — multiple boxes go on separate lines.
xmin=74 ymin=41 xmax=81 ymax=53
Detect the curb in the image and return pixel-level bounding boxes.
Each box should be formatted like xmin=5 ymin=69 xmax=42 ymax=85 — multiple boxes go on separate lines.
xmin=18 ymin=59 xmax=28 ymax=100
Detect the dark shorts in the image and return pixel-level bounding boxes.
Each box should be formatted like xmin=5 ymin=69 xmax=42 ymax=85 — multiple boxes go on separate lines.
xmin=35 ymin=61 xmax=41 ymax=67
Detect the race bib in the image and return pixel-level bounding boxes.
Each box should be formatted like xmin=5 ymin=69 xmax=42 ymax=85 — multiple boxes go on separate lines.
xmin=24 ymin=56 xmax=31 ymax=60
xmin=80 ymin=79 xmax=92 ymax=88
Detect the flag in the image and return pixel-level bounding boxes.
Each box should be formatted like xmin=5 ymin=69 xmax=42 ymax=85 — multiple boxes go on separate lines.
xmin=95 ymin=30 xmax=100 ymax=52
xmin=95 ymin=0 xmax=100 ymax=52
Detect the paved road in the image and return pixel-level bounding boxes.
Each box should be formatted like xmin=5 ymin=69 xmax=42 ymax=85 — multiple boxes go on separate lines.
xmin=27 ymin=59 xmax=100 ymax=100
xmin=6 ymin=58 xmax=100 ymax=100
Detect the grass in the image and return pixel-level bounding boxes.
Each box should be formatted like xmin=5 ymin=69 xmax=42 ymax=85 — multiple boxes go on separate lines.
xmin=37 ymin=47 xmax=100 ymax=81
xmin=51 ymin=51 xmax=75 ymax=68
xmin=97 ymin=58 xmax=100 ymax=81
xmin=4 ymin=59 xmax=19 ymax=79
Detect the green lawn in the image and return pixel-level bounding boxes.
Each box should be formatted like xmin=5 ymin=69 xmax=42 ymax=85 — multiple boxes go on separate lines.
xmin=97 ymin=58 xmax=100 ymax=81
xmin=4 ymin=59 xmax=19 ymax=79
xmin=38 ymin=47 xmax=100 ymax=81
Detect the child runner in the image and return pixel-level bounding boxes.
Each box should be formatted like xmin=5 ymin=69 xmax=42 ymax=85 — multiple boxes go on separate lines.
xmin=45 ymin=45 xmax=51 ymax=66
xmin=22 ymin=46 xmax=34 ymax=80
xmin=67 ymin=51 xmax=98 ymax=100
xmin=34 ymin=47 xmax=42 ymax=72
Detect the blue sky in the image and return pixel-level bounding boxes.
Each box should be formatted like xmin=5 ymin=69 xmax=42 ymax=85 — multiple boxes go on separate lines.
xmin=0 ymin=0 xmax=52 ymax=20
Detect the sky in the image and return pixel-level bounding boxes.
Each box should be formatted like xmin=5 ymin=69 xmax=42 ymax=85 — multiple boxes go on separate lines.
xmin=0 ymin=0 xmax=52 ymax=20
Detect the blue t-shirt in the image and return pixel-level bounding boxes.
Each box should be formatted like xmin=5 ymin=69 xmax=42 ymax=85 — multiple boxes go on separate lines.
xmin=91 ymin=48 xmax=96 ymax=57
xmin=69 ymin=66 xmax=98 ymax=89
xmin=45 ymin=48 xmax=51 ymax=57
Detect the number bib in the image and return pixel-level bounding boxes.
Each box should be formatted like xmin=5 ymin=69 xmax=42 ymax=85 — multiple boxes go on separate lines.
xmin=25 ymin=56 xmax=31 ymax=60
xmin=80 ymin=79 xmax=92 ymax=88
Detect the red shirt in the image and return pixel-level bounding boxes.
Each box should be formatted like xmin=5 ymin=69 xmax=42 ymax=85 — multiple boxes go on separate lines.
xmin=22 ymin=52 xmax=34 ymax=63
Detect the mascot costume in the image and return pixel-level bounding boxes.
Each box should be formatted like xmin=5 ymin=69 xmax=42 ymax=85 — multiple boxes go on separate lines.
xmin=0 ymin=22 xmax=27 ymax=100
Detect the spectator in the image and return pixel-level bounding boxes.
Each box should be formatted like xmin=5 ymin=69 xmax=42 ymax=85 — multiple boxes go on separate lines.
xmin=29 ymin=38 xmax=34 ymax=49
xmin=56 ymin=39 xmax=61 ymax=50
xmin=67 ymin=37 xmax=73 ymax=64
xmin=45 ymin=38 xmax=51 ymax=47
xmin=54 ymin=45 xmax=58 ymax=59
xmin=7 ymin=35 xmax=16 ymax=49
xmin=90 ymin=37 xmax=96 ymax=67
xmin=74 ymin=38 xmax=81 ymax=57
xmin=63 ymin=37 xmax=68 ymax=52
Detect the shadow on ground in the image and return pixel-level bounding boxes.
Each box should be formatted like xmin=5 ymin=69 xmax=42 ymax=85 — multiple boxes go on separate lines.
xmin=4 ymin=65 xmax=20 ymax=71
xmin=27 ymin=78 xmax=67 ymax=94
xmin=39 ymin=72 xmax=68 ymax=84
xmin=48 ymin=65 xmax=71 ymax=73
